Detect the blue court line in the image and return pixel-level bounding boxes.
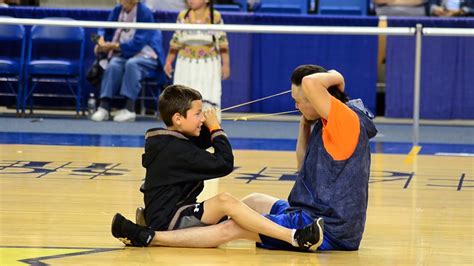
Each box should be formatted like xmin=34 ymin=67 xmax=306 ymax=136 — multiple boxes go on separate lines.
xmin=0 ymin=132 xmax=473 ymax=155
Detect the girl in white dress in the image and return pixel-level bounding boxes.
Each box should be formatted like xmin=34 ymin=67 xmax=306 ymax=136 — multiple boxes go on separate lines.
xmin=164 ymin=0 xmax=230 ymax=114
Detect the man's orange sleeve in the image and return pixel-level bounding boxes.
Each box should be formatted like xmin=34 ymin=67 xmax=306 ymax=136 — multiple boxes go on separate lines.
xmin=321 ymin=97 xmax=360 ymax=161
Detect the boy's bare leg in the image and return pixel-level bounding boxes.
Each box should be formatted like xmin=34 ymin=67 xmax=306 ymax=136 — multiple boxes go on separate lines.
xmin=241 ymin=193 xmax=280 ymax=214
xmin=151 ymin=220 xmax=260 ymax=247
xmin=202 ymin=193 xmax=294 ymax=245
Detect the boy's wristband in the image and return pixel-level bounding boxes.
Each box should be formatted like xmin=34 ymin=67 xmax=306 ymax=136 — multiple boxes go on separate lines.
xmin=209 ymin=125 xmax=221 ymax=132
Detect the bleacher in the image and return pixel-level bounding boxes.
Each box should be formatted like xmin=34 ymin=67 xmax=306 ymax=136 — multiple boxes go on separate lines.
xmin=0 ymin=1 xmax=473 ymax=119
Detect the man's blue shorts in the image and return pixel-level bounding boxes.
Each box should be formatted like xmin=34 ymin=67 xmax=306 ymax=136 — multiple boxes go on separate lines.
xmin=257 ymin=200 xmax=335 ymax=251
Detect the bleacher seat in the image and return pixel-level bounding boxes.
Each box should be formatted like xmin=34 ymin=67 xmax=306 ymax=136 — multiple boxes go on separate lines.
xmin=317 ymin=0 xmax=369 ymax=16
xmin=215 ymin=4 xmax=241 ymax=12
xmin=0 ymin=17 xmax=26 ymax=114
xmin=214 ymin=0 xmax=248 ymax=12
xmin=255 ymin=0 xmax=308 ymax=14
xmin=23 ymin=17 xmax=85 ymax=115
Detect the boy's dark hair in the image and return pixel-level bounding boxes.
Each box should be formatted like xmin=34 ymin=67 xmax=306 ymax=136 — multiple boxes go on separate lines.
xmin=158 ymin=85 xmax=202 ymax=126
xmin=291 ymin=64 xmax=349 ymax=103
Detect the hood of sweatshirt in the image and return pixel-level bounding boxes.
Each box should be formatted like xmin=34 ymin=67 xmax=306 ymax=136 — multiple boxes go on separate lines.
xmin=347 ymin=98 xmax=378 ymax=139
xmin=141 ymin=128 xmax=188 ymax=168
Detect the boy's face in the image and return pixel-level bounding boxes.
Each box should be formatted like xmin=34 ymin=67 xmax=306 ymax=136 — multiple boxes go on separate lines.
xmin=291 ymin=84 xmax=320 ymax=120
xmin=176 ymin=100 xmax=205 ymax=137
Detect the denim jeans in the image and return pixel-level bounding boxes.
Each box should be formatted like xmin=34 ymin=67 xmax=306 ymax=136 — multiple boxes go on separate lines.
xmin=100 ymin=56 xmax=158 ymax=101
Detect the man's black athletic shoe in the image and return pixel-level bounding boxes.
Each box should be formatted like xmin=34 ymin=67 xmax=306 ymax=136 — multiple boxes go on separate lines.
xmin=111 ymin=213 xmax=155 ymax=247
xmin=135 ymin=207 xmax=147 ymax=227
xmin=294 ymin=217 xmax=324 ymax=252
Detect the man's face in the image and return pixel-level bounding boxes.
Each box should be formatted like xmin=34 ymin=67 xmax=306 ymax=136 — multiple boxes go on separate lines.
xmin=291 ymin=84 xmax=319 ymax=121
xmin=178 ymin=100 xmax=205 ymax=137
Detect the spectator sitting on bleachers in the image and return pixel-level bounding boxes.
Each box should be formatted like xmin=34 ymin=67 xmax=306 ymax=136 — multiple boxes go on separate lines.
xmin=429 ymin=0 xmax=474 ymax=16
xmin=373 ymin=0 xmax=428 ymax=16
xmin=90 ymin=0 xmax=165 ymax=122
xmin=143 ymin=0 xmax=187 ymax=11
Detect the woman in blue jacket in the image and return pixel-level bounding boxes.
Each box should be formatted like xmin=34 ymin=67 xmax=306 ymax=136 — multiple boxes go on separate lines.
xmin=91 ymin=0 xmax=166 ymax=122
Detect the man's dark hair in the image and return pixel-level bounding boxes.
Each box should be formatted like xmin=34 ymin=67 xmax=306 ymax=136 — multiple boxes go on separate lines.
xmin=291 ymin=64 xmax=349 ymax=103
xmin=158 ymin=85 xmax=202 ymax=126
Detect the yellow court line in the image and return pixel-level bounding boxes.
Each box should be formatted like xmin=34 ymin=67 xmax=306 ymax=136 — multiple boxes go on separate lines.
xmin=404 ymin=145 xmax=422 ymax=164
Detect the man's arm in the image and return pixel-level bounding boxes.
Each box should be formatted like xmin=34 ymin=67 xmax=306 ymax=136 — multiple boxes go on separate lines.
xmin=301 ymin=70 xmax=345 ymax=120
xmin=296 ymin=116 xmax=312 ymax=171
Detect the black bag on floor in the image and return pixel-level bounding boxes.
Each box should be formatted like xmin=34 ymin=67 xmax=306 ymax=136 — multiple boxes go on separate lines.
xmin=86 ymin=54 xmax=106 ymax=88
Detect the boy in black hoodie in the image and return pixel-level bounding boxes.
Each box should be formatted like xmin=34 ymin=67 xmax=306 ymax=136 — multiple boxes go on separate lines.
xmin=111 ymin=84 xmax=323 ymax=251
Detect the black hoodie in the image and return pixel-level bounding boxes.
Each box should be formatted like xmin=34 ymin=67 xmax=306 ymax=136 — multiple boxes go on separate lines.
xmin=141 ymin=127 xmax=234 ymax=230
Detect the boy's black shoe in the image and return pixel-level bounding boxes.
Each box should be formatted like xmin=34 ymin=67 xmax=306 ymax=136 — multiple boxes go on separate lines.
xmin=111 ymin=213 xmax=155 ymax=247
xmin=294 ymin=217 xmax=324 ymax=252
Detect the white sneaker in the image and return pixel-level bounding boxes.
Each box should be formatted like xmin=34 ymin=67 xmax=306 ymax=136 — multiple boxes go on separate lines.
xmin=113 ymin=108 xmax=127 ymax=117
xmin=113 ymin=109 xmax=136 ymax=122
xmin=91 ymin=107 xmax=109 ymax=122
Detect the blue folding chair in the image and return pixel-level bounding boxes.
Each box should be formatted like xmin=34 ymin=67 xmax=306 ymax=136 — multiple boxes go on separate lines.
xmin=214 ymin=0 xmax=248 ymax=12
xmin=0 ymin=17 xmax=26 ymax=114
xmin=317 ymin=0 xmax=368 ymax=16
xmin=23 ymin=18 xmax=85 ymax=115
xmin=214 ymin=4 xmax=242 ymax=12
xmin=138 ymin=67 xmax=169 ymax=116
xmin=255 ymin=0 xmax=308 ymax=14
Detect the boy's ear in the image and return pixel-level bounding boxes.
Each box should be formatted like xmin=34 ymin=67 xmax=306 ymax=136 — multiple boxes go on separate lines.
xmin=172 ymin=113 xmax=182 ymax=126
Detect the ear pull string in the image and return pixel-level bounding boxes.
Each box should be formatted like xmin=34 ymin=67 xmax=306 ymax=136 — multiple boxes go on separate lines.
xmin=223 ymin=110 xmax=300 ymax=121
xmin=221 ymin=90 xmax=292 ymax=112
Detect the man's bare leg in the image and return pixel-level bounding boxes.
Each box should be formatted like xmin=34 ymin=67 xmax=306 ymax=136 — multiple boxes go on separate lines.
xmin=200 ymin=192 xmax=294 ymax=245
xmin=151 ymin=220 xmax=260 ymax=247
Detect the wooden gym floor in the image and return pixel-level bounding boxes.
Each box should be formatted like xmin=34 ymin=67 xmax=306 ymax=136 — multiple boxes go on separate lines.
xmin=0 ymin=116 xmax=473 ymax=265
xmin=0 ymin=115 xmax=474 ymax=266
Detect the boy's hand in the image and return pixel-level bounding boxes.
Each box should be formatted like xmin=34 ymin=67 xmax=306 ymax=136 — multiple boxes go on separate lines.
xmin=204 ymin=109 xmax=220 ymax=131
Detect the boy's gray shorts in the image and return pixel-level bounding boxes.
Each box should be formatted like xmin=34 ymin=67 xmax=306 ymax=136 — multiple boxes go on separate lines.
xmin=168 ymin=203 xmax=207 ymax=230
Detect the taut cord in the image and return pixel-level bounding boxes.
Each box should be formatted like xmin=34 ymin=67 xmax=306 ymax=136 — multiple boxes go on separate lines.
xmin=221 ymin=90 xmax=292 ymax=112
